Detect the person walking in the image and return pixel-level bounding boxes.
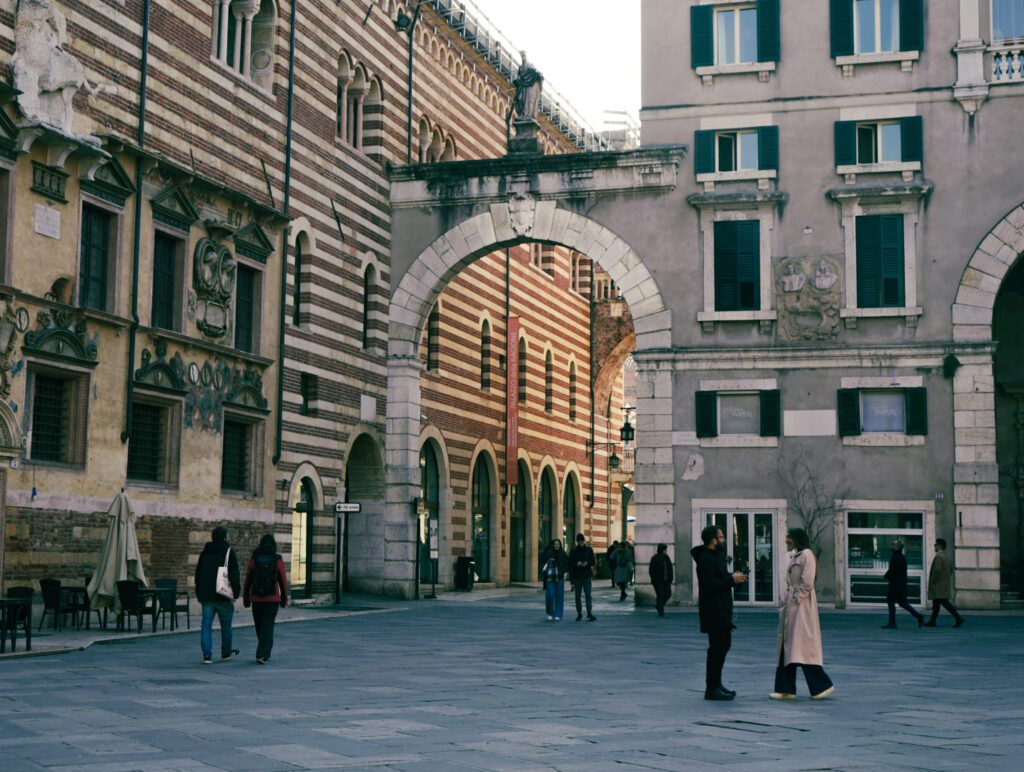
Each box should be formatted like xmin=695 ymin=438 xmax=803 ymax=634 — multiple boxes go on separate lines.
xmin=771 ymin=528 xmax=834 ymax=701
xmin=924 ymin=538 xmax=964 ymax=628
xmin=194 ymin=526 xmax=241 ymax=664
xmin=613 ymin=541 xmax=634 ymax=601
xmin=606 ymin=541 xmax=619 ymax=587
xmin=539 ymin=539 xmax=570 ymax=621
xmin=882 ymin=539 xmax=924 ymax=629
xmin=692 ymin=525 xmax=748 ymax=701
xmin=243 ymin=534 xmax=289 ymax=664
xmin=648 ymin=543 xmax=673 ymax=616
xmin=568 ymin=533 xmax=597 ymax=622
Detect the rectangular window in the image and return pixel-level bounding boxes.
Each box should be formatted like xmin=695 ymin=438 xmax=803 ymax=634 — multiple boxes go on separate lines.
xmin=994 ymin=0 xmax=1024 ymax=42
xmin=300 ymin=373 xmax=317 ymax=416
xmin=151 ymin=232 xmax=181 ymax=331
xmin=855 ymin=213 xmax=904 ymax=308
xmin=0 ymin=168 xmax=10 ymax=280
xmin=847 ymin=511 xmax=924 ymax=604
xmin=719 ymin=393 xmax=760 ymax=434
xmin=860 ymin=390 xmax=905 ymax=432
xmin=855 ymin=122 xmax=901 ymax=165
xmin=221 ymin=418 xmax=252 ymax=493
xmin=696 ymin=389 xmax=781 ymax=438
xmin=837 ymin=387 xmax=927 ymax=436
xmin=716 ymin=131 xmax=759 ymax=172
xmin=234 ymin=264 xmax=257 ymax=353
xmin=713 ymin=220 xmax=760 ymax=312
xmin=854 ymin=0 xmax=900 ymax=54
xmin=127 ymin=400 xmax=179 ymax=485
xmin=79 ymin=204 xmax=112 ymax=311
xmin=28 ymin=369 xmax=88 ymax=466
xmin=715 ymin=6 xmax=758 ymax=65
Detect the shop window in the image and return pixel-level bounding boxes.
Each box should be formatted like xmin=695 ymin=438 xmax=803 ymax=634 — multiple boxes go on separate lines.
xmin=28 ymin=369 xmax=89 ymax=467
xmin=846 ymin=511 xmax=924 ymax=604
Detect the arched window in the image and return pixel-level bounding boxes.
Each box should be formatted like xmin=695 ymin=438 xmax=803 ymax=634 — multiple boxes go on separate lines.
xmin=562 ymin=478 xmax=578 ymax=545
xmin=291 ymin=477 xmax=316 ymax=598
xmin=346 ymin=67 xmax=368 ymax=148
xmin=425 ymin=303 xmax=440 ymax=372
xmin=471 ymin=455 xmax=492 ymax=583
xmin=518 ymin=337 xmax=528 ymax=402
xmin=337 ymin=54 xmax=353 ymax=140
xmin=362 ymin=264 xmax=375 ymax=350
xmin=363 ymin=78 xmax=384 ymax=156
xmin=440 ymin=136 xmax=457 ymax=161
xmin=538 ymin=468 xmax=555 ymax=552
xmin=530 ymin=243 xmax=542 ymax=268
xmin=291 ymin=235 xmax=306 ymax=327
xmin=568 ymin=362 xmax=577 ymax=421
xmin=544 ymin=350 xmax=554 ymax=413
xmin=570 ymin=252 xmax=580 ymax=293
xmin=480 ymin=319 xmax=491 ymax=389
xmin=418 ymin=116 xmax=431 ymax=162
xmin=211 ymin=0 xmax=275 ymax=88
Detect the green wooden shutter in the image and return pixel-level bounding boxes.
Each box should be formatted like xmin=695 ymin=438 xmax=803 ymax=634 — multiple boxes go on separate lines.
xmin=756 ymin=0 xmax=780 ymax=62
xmin=834 ymin=121 xmax=856 ymax=167
xmin=879 ymin=214 xmax=905 ymax=307
xmin=830 ymin=0 xmax=854 ymax=57
xmin=757 ymin=125 xmax=779 ymax=171
xmin=856 ymin=215 xmax=882 ymax=308
xmin=696 ymin=391 xmax=718 ymax=438
xmin=837 ymin=389 xmax=861 ymax=437
xmin=714 ymin=221 xmax=738 ymax=311
xmin=900 ymin=116 xmax=923 ymax=163
xmin=695 ymin=130 xmax=716 ymax=175
xmin=691 ymin=5 xmax=714 ymax=68
xmin=759 ymin=389 xmax=781 ymax=437
xmin=736 ymin=220 xmax=760 ymax=311
xmin=905 ymin=387 xmax=928 ymax=435
xmin=899 ymin=0 xmax=924 ymax=52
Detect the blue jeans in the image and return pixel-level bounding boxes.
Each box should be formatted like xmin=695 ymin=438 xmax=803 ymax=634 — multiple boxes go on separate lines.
xmin=545 ymin=580 xmax=565 ymax=619
xmin=201 ymin=601 xmax=234 ymax=658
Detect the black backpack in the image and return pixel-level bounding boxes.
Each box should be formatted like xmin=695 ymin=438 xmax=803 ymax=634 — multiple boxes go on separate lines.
xmin=252 ymin=553 xmax=278 ymax=596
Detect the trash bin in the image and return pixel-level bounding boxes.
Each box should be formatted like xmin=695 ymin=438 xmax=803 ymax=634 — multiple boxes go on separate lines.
xmin=455 ymin=556 xmax=476 ymax=591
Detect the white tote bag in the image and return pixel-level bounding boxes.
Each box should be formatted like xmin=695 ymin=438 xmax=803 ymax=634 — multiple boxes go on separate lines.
xmin=215 ymin=548 xmax=235 ymax=600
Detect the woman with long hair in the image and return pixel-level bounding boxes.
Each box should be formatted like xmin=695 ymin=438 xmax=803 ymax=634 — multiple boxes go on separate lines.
xmin=539 ymin=538 xmax=570 ymax=621
xmin=243 ymin=533 xmax=289 ymax=664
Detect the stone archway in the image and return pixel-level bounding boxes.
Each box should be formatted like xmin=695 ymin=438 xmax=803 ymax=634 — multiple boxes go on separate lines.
xmin=950 ymin=202 xmax=1024 ymax=608
xmin=383 ymin=206 xmax=674 ymax=599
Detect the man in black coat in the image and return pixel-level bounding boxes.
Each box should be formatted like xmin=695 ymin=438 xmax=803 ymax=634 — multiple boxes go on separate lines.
xmin=648 ymin=543 xmax=673 ymax=617
xmin=882 ymin=539 xmax=924 ymax=629
xmin=691 ymin=525 xmax=747 ymax=701
xmin=194 ymin=526 xmax=241 ymax=664
xmin=568 ymin=533 xmax=597 ymax=622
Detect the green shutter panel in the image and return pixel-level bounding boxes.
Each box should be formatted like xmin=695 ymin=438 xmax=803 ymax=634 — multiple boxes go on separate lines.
xmin=696 ymin=391 xmax=718 ymax=438
xmin=735 ymin=220 xmax=760 ymax=311
xmin=879 ymin=214 xmax=905 ymax=307
xmin=756 ymin=0 xmax=780 ymax=62
xmin=834 ymin=121 xmax=857 ymax=167
xmin=906 ymin=387 xmax=928 ymax=435
xmin=830 ymin=0 xmax=854 ymax=57
xmin=759 ymin=389 xmax=781 ymax=437
xmin=899 ymin=0 xmax=924 ymax=52
xmin=695 ymin=130 xmax=716 ymax=176
xmin=691 ymin=6 xmax=714 ymax=68
xmin=856 ymin=215 xmax=882 ymax=308
xmin=837 ymin=389 xmax=861 ymax=437
xmin=757 ymin=125 xmax=779 ymax=171
xmin=900 ymin=116 xmax=923 ymax=163
xmin=714 ymin=221 xmax=739 ymax=311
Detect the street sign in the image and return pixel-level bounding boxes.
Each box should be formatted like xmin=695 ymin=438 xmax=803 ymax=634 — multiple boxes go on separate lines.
xmin=334 ymin=502 xmax=362 ymax=514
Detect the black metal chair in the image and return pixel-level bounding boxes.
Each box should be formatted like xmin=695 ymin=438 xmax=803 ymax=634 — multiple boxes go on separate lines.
xmin=154 ymin=579 xmax=189 ymax=631
xmin=81 ymin=575 xmax=106 ymax=629
xmin=115 ymin=581 xmax=154 ymax=633
xmin=5 ymin=587 xmax=34 ymax=650
xmin=38 ymin=579 xmax=77 ymax=631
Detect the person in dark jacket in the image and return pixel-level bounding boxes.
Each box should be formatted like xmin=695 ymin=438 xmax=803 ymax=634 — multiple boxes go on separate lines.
xmin=692 ymin=525 xmax=748 ymax=700
xmin=539 ymin=539 xmax=571 ymax=620
xmin=568 ymin=533 xmax=597 ymax=622
xmin=648 ymin=543 xmax=674 ymax=616
xmin=243 ymin=534 xmax=290 ymax=664
xmin=613 ymin=542 xmax=634 ymax=601
xmin=606 ymin=541 xmax=619 ymax=587
xmin=882 ymin=539 xmax=924 ymax=628
xmin=194 ymin=526 xmax=241 ymax=664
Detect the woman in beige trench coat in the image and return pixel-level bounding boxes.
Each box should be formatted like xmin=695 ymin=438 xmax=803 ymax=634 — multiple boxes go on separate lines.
xmin=771 ymin=528 xmax=834 ymax=700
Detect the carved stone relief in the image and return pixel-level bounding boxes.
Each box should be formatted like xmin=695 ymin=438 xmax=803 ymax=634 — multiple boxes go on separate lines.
xmin=508 ymin=192 xmax=536 ymax=238
xmin=776 ymin=256 xmax=842 ymax=342
xmin=134 ymin=338 xmax=186 ymax=392
xmin=23 ymin=307 xmax=98 ymax=363
xmin=0 ymin=299 xmax=24 ymax=399
xmin=182 ymin=355 xmax=267 ymax=433
xmin=191 ymin=238 xmax=236 ymax=339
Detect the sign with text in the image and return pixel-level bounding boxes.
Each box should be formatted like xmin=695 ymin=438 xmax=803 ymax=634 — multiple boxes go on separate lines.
xmin=334 ymin=502 xmax=362 ymax=514
xmin=506 ymin=316 xmax=520 ymax=487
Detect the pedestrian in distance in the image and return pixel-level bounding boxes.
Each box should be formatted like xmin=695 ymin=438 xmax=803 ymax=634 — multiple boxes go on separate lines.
xmin=194 ymin=525 xmax=241 ymax=664
xmin=882 ymin=539 xmax=925 ymax=629
xmin=692 ymin=525 xmax=748 ymax=701
xmin=613 ymin=541 xmax=634 ymax=601
xmin=539 ymin=539 xmax=570 ymax=621
xmin=606 ymin=540 xmax=619 ymax=587
xmin=771 ymin=528 xmax=834 ymax=701
xmin=568 ymin=533 xmax=597 ymax=622
xmin=648 ymin=543 xmax=673 ymax=616
xmin=924 ymin=538 xmax=964 ymax=628
xmin=243 ymin=534 xmax=290 ymax=664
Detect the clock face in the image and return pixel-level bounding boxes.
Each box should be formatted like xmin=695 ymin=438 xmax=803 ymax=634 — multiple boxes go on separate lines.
xmin=15 ymin=308 xmax=29 ymax=332
xmin=189 ymin=363 xmax=200 ymax=385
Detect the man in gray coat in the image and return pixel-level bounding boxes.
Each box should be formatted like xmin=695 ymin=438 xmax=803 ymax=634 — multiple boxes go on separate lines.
xmin=924 ymin=538 xmax=964 ymax=628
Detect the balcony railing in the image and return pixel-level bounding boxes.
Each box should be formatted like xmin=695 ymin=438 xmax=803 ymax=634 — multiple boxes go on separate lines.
xmin=991 ymin=44 xmax=1023 ymax=82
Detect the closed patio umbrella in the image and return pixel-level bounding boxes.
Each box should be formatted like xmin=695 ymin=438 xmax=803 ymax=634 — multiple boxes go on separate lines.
xmin=87 ymin=491 xmax=148 ymax=612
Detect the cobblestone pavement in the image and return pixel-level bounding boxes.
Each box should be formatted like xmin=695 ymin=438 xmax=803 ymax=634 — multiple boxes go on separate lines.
xmin=1 ymin=586 xmax=1022 ymax=771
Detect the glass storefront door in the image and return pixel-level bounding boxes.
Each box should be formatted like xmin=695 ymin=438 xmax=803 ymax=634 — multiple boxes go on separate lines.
xmin=846 ymin=511 xmax=924 ymax=604
xmin=704 ymin=511 xmax=776 ymax=604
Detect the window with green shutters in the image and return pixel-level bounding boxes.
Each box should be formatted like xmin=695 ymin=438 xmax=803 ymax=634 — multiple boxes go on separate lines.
xmin=151 ymin=232 xmax=180 ymax=331
xmin=837 ymin=387 xmax=927 ymax=436
xmin=831 ymin=0 xmax=923 ymax=57
xmin=696 ymin=127 xmax=778 ymax=177
xmin=714 ymin=220 xmax=760 ymax=312
xmin=234 ymin=264 xmax=257 ymax=353
xmin=835 ymin=117 xmax=922 ymax=167
xmin=856 ymin=214 xmax=905 ymax=308
xmin=695 ymin=389 xmax=781 ymax=438
xmin=691 ymin=0 xmax=780 ymax=69
xmin=79 ymin=204 xmax=112 ymax=311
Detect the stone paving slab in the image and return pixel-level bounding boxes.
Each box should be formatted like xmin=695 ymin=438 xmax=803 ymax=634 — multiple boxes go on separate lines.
xmin=1 ymin=587 xmax=1023 ymax=770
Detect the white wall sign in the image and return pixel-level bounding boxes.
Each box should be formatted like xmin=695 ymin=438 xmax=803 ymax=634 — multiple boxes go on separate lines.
xmin=360 ymin=394 xmax=376 ymax=423
xmin=783 ymin=410 xmax=838 ymax=437
xmin=34 ymin=205 xmax=61 ymax=240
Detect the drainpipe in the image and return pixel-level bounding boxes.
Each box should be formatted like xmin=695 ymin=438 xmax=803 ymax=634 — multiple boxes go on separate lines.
xmin=272 ymin=0 xmax=298 ymax=466
xmin=404 ymin=3 xmax=424 ymax=163
xmin=587 ymin=264 xmax=596 ymax=519
xmin=121 ymin=0 xmax=151 ymax=443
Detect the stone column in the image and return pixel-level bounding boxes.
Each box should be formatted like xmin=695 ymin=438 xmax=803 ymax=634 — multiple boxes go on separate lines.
xmin=218 ymin=0 xmax=232 ymax=64
xmin=954 ymin=0 xmax=988 ymax=115
xmin=241 ymin=13 xmax=256 ymax=77
xmin=231 ymin=7 xmax=244 ymax=71
xmin=383 ymin=354 xmax=422 ymax=599
xmin=337 ymin=78 xmax=351 ymax=140
xmin=952 ymin=347 xmax=1001 ymax=608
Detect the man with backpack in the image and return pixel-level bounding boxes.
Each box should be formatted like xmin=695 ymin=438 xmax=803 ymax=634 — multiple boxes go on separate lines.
xmin=243 ymin=533 xmax=289 ymax=664
xmin=194 ymin=526 xmax=241 ymax=664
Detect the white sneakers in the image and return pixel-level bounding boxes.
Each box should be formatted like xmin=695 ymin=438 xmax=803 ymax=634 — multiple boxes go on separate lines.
xmin=769 ymin=692 xmax=796 ymax=700
xmin=811 ymin=686 xmax=835 ymax=700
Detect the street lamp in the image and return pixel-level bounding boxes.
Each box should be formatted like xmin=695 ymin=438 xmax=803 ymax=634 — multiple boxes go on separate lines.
xmin=619 ymin=415 xmax=634 ymax=444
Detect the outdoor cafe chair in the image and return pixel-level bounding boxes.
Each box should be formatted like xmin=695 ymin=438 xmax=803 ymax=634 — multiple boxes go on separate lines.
xmin=154 ymin=578 xmax=190 ymax=631
xmin=38 ymin=579 xmax=77 ymax=631
xmin=4 ymin=587 xmax=34 ymax=647
xmin=115 ymin=580 xmax=154 ymax=633
xmin=81 ymin=575 xmax=106 ymax=629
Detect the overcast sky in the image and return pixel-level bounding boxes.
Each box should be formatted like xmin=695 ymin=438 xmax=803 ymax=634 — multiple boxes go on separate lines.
xmin=465 ymin=0 xmax=641 ymax=131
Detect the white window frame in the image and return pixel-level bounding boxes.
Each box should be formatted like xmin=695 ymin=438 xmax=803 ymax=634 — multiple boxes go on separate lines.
xmin=697 ymin=115 xmax=777 ymax=188
xmin=854 ymin=0 xmax=900 ymax=55
xmin=714 ymin=4 xmax=758 ymax=66
xmin=698 ymin=378 xmax=778 ymax=448
xmin=715 ymin=129 xmax=759 ymax=172
xmin=992 ymin=0 xmax=1024 ymax=44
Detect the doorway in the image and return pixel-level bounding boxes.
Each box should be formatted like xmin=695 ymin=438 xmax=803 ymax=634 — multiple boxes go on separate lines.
xmin=291 ymin=478 xmax=316 ymax=598
xmin=703 ymin=510 xmax=777 ymax=604
xmin=418 ymin=443 xmax=440 ymax=585
xmin=510 ymin=460 xmax=529 ymax=581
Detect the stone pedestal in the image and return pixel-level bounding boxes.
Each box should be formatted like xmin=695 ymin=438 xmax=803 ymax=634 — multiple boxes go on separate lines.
xmin=508 ymin=119 xmax=542 ymax=155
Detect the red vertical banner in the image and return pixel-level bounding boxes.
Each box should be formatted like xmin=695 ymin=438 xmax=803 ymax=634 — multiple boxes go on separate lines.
xmin=506 ymin=316 xmax=520 ymax=487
